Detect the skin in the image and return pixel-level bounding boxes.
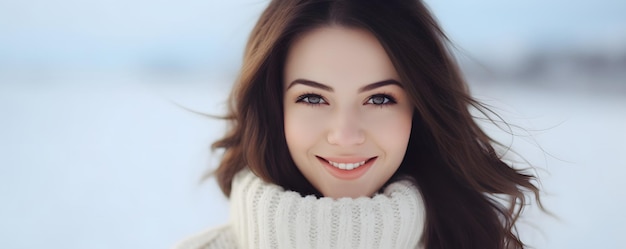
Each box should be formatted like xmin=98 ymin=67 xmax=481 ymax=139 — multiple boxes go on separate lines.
xmin=283 ymin=26 xmax=413 ymax=199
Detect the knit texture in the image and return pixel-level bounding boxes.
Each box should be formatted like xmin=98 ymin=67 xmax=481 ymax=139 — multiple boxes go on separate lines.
xmin=174 ymin=169 xmax=425 ymax=249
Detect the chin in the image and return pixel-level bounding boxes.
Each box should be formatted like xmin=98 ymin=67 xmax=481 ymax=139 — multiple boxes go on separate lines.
xmin=322 ymin=189 xmax=375 ymax=199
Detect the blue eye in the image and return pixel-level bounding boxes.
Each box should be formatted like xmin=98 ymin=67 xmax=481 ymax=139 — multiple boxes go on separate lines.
xmin=366 ymin=94 xmax=396 ymax=105
xmin=296 ymin=94 xmax=327 ymax=105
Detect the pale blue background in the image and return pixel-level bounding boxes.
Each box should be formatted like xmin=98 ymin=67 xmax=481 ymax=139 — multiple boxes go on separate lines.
xmin=1 ymin=1 xmax=625 ymax=248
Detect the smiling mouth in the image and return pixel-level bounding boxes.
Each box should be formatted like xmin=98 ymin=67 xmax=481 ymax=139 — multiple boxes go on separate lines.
xmin=316 ymin=156 xmax=377 ymax=171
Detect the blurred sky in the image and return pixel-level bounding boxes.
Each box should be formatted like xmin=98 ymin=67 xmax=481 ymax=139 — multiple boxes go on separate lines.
xmin=1 ymin=0 xmax=625 ymax=72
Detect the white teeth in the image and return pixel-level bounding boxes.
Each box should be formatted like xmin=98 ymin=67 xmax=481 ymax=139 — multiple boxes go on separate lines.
xmin=328 ymin=160 xmax=367 ymax=171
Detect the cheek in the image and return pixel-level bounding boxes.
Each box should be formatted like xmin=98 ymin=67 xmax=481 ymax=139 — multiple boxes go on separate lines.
xmin=387 ymin=115 xmax=412 ymax=151
xmin=284 ymin=107 xmax=325 ymax=153
xmin=365 ymin=107 xmax=413 ymax=152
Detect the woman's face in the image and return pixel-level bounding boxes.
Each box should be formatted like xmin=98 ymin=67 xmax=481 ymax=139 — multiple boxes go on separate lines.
xmin=283 ymin=26 xmax=413 ymax=198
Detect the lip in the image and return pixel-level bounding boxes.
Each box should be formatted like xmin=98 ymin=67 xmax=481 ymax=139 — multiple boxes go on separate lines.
xmin=316 ymin=156 xmax=377 ymax=180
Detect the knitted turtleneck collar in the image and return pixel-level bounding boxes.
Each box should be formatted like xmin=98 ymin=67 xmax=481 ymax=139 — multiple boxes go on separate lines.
xmin=229 ymin=169 xmax=425 ymax=249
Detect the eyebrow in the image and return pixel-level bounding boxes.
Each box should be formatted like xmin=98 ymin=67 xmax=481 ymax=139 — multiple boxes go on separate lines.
xmin=286 ymin=79 xmax=402 ymax=93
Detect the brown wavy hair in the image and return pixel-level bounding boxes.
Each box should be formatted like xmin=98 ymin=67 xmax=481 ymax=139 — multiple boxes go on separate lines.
xmin=210 ymin=0 xmax=542 ymax=248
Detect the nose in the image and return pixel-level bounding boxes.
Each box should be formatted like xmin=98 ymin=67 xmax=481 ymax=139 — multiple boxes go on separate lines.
xmin=326 ymin=107 xmax=365 ymax=146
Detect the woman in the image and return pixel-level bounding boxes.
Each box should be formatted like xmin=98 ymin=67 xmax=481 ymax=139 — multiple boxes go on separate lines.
xmin=176 ymin=0 xmax=541 ymax=248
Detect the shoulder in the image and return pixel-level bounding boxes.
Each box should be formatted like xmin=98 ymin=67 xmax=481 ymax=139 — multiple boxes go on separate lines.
xmin=172 ymin=225 xmax=237 ymax=249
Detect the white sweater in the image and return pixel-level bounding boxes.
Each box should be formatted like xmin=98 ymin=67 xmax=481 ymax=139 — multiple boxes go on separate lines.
xmin=174 ymin=170 xmax=425 ymax=249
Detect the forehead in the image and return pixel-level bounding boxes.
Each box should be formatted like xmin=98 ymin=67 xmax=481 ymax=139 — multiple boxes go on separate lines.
xmin=283 ymin=26 xmax=399 ymax=87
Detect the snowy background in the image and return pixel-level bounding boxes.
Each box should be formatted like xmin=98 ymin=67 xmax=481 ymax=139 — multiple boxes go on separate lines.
xmin=1 ymin=0 xmax=625 ymax=248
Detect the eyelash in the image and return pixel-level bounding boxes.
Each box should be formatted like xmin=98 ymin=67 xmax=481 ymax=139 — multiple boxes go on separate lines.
xmin=295 ymin=93 xmax=397 ymax=106
xmin=295 ymin=93 xmax=327 ymax=106
xmin=367 ymin=93 xmax=397 ymax=106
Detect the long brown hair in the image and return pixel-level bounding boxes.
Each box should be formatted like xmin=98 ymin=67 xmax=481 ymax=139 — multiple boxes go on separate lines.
xmin=211 ymin=0 xmax=541 ymax=248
